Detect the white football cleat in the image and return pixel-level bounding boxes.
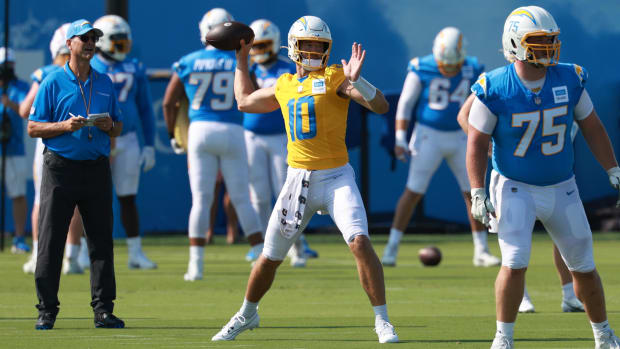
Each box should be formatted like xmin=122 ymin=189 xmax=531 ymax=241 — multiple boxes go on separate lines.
xmin=287 ymin=244 xmax=307 ymax=268
xmin=183 ymin=260 xmax=203 ymax=281
xmin=128 ymin=252 xmax=157 ymax=269
xmin=290 ymin=255 xmax=307 ymax=268
xmin=518 ymin=296 xmax=535 ymax=313
xmin=212 ymin=312 xmax=259 ymax=341
xmin=375 ymin=319 xmax=399 ymax=343
xmin=62 ymin=257 xmax=84 ymax=275
xmin=561 ymin=297 xmax=585 ymax=312
xmin=596 ymin=329 xmax=620 ymax=349
xmin=490 ymin=333 xmax=513 ymax=349
xmin=23 ymin=254 xmax=37 ymax=274
xmin=381 ymin=243 xmax=399 ymax=267
xmin=473 ymin=251 xmax=501 ymax=267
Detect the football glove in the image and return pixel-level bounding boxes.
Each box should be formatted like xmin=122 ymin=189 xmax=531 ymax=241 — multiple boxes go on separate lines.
xmin=470 ymin=188 xmax=494 ymax=226
xmin=140 ymin=146 xmax=156 ymax=172
xmin=170 ymin=138 xmax=186 ymax=155
xmin=607 ymin=166 xmax=620 ymax=207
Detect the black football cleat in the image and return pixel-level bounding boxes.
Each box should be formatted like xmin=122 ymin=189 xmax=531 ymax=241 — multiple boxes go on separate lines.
xmin=35 ymin=312 xmax=57 ymax=330
xmin=94 ymin=312 xmax=125 ymax=328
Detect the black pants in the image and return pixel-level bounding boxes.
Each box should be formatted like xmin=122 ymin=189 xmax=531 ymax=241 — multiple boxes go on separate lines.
xmin=35 ymin=150 xmax=116 ymax=315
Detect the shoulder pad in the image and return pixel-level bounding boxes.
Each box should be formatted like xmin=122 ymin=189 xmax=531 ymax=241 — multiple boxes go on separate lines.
xmin=474 ymin=72 xmax=488 ymax=97
xmin=408 ymin=57 xmax=420 ymax=71
xmin=573 ymin=64 xmax=587 ymax=86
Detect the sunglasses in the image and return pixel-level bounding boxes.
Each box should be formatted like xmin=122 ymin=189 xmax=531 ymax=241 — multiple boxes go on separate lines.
xmin=78 ymin=34 xmax=99 ymax=43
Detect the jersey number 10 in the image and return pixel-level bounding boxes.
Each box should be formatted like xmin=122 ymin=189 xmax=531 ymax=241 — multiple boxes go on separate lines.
xmin=287 ymin=96 xmax=317 ymax=142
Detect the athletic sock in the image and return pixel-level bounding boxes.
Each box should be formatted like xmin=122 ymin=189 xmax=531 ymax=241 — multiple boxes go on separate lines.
xmin=562 ymin=282 xmax=576 ymax=300
xmin=373 ymin=304 xmax=389 ymax=325
xmin=126 ymin=236 xmax=142 ymax=256
xmin=189 ymin=246 xmax=204 ymax=264
xmin=591 ymin=320 xmax=610 ymax=338
xmin=387 ymin=228 xmax=403 ymax=246
xmin=496 ymin=321 xmax=514 ymax=339
xmin=65 ymin=243 xmax=80 ymax=259
xmin=472 ymin=230 xmax=487 ymax=254
xmin=240 ymin=299 xmax=258 ymax=318
xmin=32 ymin=240 xmax=38 ymax=256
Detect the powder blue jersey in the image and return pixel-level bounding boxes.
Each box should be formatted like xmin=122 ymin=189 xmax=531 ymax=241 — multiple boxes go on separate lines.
xmin=0 ymin=79 xmax=28 ymax=156
xmin=472 ymin=63 xmax=587 ymax=186
xmin=243 ymin=56 xmax=295 ymax=135
xmin=91 ymin=55 xmax=156 ymax=146
xmin=31 ymin=64 xmax=62 ymax=84
xmin=409 ymin=54 xmax=484 ymax=131
xmin=173 ymin=48 xmax=240 ymax=125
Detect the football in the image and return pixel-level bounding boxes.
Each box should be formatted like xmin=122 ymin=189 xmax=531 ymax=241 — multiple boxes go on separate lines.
xmin=205 ymin=21 xmax=254 ymax=51
xmin=418 ymin=246 xmax=442 ymax=266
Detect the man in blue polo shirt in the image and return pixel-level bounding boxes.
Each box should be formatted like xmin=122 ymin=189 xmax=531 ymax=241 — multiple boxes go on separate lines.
xmin=28 ymin=19 xmax=124 ymax=330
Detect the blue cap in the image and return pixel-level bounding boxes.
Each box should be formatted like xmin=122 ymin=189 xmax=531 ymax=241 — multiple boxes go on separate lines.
xmin=66 ymin=19 xmax=103 ymax=40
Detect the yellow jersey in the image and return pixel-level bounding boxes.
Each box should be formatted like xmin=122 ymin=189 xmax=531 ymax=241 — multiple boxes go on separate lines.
xmin=274 ymin=65 xmax=351 ymax=170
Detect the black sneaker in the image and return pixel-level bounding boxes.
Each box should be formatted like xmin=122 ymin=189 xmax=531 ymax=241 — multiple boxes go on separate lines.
xmin=94 ymin=312 xmax=125 ymax=328
xmin=35 ymin=312 xmax=57 ymax=330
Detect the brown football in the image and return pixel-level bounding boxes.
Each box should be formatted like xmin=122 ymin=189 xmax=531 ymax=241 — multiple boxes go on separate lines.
xmin=205 ymin=21 xmax=254 ymax=51
xmin=418 ymin=246 xmax=442 ymax=267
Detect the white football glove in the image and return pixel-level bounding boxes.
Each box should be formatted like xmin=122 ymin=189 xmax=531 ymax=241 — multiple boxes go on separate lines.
xmin=470 ymin=188 xmax=495 ymax=226
xmin=139 ymin=146 xmax=156 ymax=172
xmin=394 ymin=129 xmax=409 ymax=161
xmin=170 ymin=138 xmax=186 ymax=154
xmin=607 ymin=166 xmax=620 ymax=207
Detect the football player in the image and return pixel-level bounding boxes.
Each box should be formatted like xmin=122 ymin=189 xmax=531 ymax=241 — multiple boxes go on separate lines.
xmin=382 ymin=27 xmax=500 ymax=268
xmin=467 ymin=6 xmax=620 ymax=348
xmin=0 ymin=47 xmax=30 ymax=255
xmin=92 ymin=15 xmax=157 ymax=269
xmin=19 ymin=24 xmax=86 ymax=275
xmin=458 ymin=94 xmax=584 ymax=314
xmin=212 ymin=16 xmax=398 ymax=343
xmin=243 ymin=18 xmax=317 ymax=267
xmin=162 ymin=8 xmax=264 ymax=281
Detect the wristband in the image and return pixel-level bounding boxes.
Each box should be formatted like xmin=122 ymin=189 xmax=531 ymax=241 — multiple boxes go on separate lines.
xmin=350 ymin=76 xmax=377 ymax=101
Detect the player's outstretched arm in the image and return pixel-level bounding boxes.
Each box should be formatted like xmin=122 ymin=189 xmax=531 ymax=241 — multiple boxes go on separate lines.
xmin=234 ymin=39 xmax=279 ymax=114
xmin=577 ymin=109 xmax=618 ymax=171
xmin=339 ymin=42 xmax=389 ymax=114
xmin=457 ymin=94 xmax=475 ymax=135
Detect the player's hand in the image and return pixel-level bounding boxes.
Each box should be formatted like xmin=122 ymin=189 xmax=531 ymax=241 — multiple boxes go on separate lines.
xmin=94 ymin=116 xmax=114 ymax=132
xmin=341 ymin=42 xmax=366 ymax=82
xmin=394 ymin=145 xmax=409 ymax=163
xmin=170 ymin=138 xmax=185 ymax=154
xmin=235 ymin=38 xmax=253 ymax=63
xmin=607 ymin=166 xmax=620 ymax=207
xmin=65 ymin=115 xmax=86 ymax=132
xmin=140 ymin=146 xmax=156 ymax=172
xmin=470 ymin=188 xmax=495 ymax=226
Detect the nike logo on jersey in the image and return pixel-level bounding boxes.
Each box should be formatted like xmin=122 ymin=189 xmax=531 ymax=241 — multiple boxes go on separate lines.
xmin=553 ymin=86 xmax=569 ymax=104
xmin=566 ymin=190 xmax=575 ymax=195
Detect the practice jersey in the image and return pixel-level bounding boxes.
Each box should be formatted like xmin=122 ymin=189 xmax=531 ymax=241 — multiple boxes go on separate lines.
xmin=472 ymin=63 xmax=587 ymax=186
xmin=274 ymin=64 xmax=350 ymax=170
xmin=91 ymin=55 xmax=156 ymax=146
xmin=244 ymin=56 xmax=295 ymax=134
xmin=409 ymin=55 xmax=484 ymax=130
xmin=31 ymin=64 xmax=62 ymax=84
xmin=172 ymin=47 xmax=240 ymax=125
xmin=0 ymin=79 xmax=28 ymax=155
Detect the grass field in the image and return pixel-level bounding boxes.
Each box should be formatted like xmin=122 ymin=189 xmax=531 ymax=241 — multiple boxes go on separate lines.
xmin=1 ymin=232 xmax=619 ymax=348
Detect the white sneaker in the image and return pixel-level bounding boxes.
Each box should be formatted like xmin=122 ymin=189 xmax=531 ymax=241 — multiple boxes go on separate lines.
xmin=183 ymin=260 xmax=203 ymax=281
xmin=518 ymin=296 xmax=535 ymax=313
xmin=128 ymin=252 xmax=157 ymax=269
xmin=596 ymin=329 xmax=620 ymax=349
xmin=561 ymin=297 xmax=584 ymax=312
xmin=375 ymin=319 xmax=399 ymax=343
xmin=382 ymin=243 xmax=399 ymax=267
xmin=77 ymin=242 xmax=90 ymax=270
xmin=473 ymin=251 xmax=501 ymax=267
xmin=23 ymin=254 xmax=36 ymax=274
xmin=490 ymin=333 xmax=513 ymax=349
xmin=62 ymin=257 xmax=84 ymax=275
xmin=212 ymin=312 xmax=260 ymax=341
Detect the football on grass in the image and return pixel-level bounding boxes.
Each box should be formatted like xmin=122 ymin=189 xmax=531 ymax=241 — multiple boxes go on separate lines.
xmin=205 ymin=21 xmax=254 ymax=51
xmin=418 ymin=246 xmax=442 ymax=266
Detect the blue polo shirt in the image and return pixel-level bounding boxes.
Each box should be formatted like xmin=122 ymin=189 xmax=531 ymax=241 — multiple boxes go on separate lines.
xmin=0 ymin=79 xmax=29 ymax=156
xmin=29 ymin=62 xmax=122 ymax=160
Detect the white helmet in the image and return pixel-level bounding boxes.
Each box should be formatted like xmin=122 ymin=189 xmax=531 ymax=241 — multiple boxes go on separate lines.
xmin=287 ymin=16 xmax=332 ymax=71
xmin=50 ymin=23 xmax=70 ymax=59
xmin=432 ymin=27 xmax=465 ymax=76
xmin=94 ymin=15 xmax=132 ymax=61
xmin=0 ymin=47 xmax=14 ymax=64
xmin=502 ymin=6 xmax=560 ymax=66
xmin=249 ymin=19 xmax=280 ymax=64
xmin=199 ymin=8 xmax=234 ymax=45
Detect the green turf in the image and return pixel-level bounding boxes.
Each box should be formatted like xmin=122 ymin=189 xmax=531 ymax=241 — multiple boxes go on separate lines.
xmin=0 ymin=232 xmax=619 ymax=348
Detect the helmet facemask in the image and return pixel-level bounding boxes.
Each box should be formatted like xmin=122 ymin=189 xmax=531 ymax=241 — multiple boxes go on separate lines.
xmin=250 ymin=40 xmax=275 ymax=64
xmin=292 ymin=38 xmax=331 ymax=71
xmin=106 ymin=33 xmax=132 ymax=61
xmin=521 ymin=32 xmax=561 ymax=66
